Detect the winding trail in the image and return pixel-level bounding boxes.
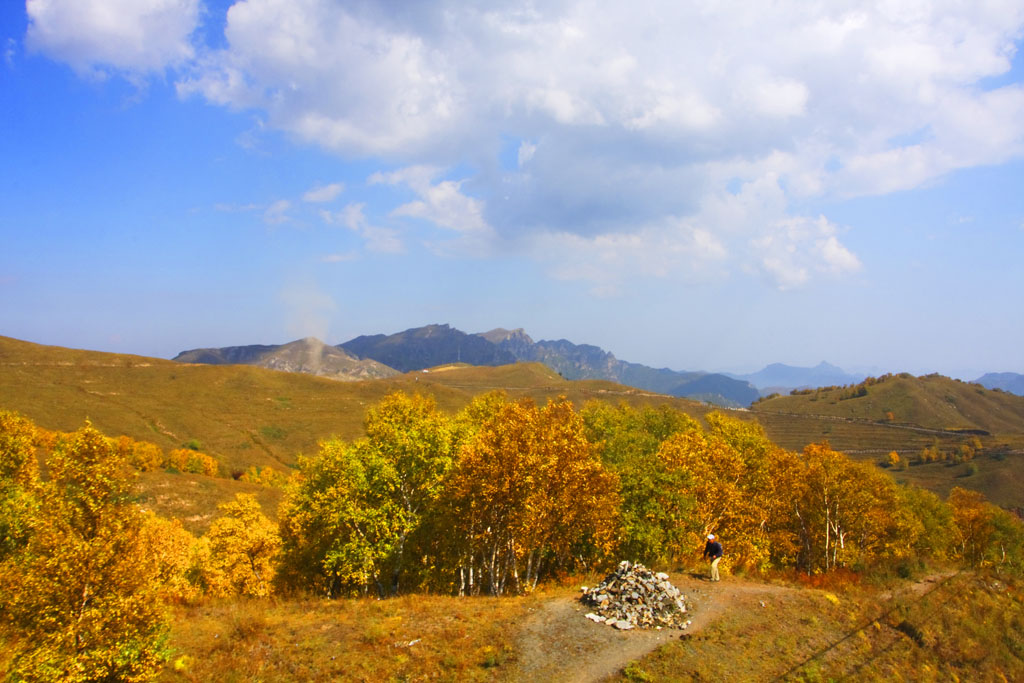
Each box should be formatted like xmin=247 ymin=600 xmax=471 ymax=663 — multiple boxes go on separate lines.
xmin=511 ymin=570 xmax=954 ymax=682
xmin=512 ymin=572 xmax=798 ymax=682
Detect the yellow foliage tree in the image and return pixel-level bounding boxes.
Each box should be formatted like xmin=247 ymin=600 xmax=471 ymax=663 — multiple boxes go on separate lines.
xmin=203 ymin=493 xmax=281 ymax=597
xmin=139 ymin=512 xmax=204 ymax=603
xmin=445 ymin=396 xmax=619 ymax=595
xmin=792 ymin=442 xmax=919 ymax=573
xmin=1 ymin=410 xmax=40 ymax=561
xmin=949 ymin=486 xmax=994 ymax=567
xmin=0 ymin=420 xmax=169 ymax=681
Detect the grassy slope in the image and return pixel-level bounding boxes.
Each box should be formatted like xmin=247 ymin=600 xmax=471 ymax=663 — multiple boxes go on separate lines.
xmin=4 ymin=335 xmax=1023 ymax=514
xmin=617 ymin=570 xmax=1024 ymax=682
xmin=752 ymin=374 xmax=1024 ymax=436
xmin=114 ymin=570 xmax=1020 ymax=682
xmin=750 ymin=374 xmax=1024 ymax=509
xmin=0 ymin=337 xmax=708 ymax=529
xmin=0 ymin=336 xmax=708 ymax=472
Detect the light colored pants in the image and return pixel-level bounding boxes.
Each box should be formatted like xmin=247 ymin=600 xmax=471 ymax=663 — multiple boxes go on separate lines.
xmin=710 ymin=557 xmax=721 ymax=581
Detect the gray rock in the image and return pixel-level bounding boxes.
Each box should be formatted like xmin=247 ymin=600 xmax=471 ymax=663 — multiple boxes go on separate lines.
xmin=579 ymin=561 xmax=692 ymax=630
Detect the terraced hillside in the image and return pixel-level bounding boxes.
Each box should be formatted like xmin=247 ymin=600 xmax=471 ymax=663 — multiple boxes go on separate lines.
xmin=752 ymin=373 xmax=1024 ymax=436
xmin=751 ymin=373 xmax=1024 ymax=509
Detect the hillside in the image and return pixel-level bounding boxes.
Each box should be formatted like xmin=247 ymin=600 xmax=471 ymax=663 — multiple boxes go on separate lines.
xmin=0 ymin=336 xmax=711 ymax=526
xmin=750 ymin=374 xmax=1024 ymax=509
xmin=752 ymin=373 xmax=1024 ymax=436
xmin=173 ymin=337 xmax=398 ymax=381
xmin=6 ymin=336 xmax=696 ymax=474
xmin=4 ymin=335 xmax=1024 ymax=513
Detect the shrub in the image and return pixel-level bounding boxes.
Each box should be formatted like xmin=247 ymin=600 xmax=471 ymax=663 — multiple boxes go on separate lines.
xmin=165 ymin=448 xmax=218 ymax=477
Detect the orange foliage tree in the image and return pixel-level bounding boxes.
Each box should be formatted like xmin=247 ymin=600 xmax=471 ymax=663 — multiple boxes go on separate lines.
xmin=444 ymin=396 xmax=619 ymax=595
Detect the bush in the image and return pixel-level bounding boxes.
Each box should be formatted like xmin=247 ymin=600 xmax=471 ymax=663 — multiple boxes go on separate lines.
xmin=166 ymin=448 xmax=218 ymax=477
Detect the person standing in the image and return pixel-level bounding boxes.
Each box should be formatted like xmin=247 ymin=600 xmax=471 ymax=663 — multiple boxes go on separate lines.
xmin=702 ymin=533 xmax=723 ymax=581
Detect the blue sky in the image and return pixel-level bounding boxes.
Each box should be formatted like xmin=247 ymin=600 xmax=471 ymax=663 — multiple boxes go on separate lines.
xmin=2 ymin=0 xmax=1023 ymax=380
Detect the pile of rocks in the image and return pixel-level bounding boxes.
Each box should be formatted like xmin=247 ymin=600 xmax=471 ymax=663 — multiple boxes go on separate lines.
xmin=580 ymin=561 xmax=692 ymax=630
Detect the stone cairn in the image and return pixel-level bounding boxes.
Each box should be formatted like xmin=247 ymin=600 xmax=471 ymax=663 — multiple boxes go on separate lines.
xmin=580 ymin=561 xmax=692 ymax=630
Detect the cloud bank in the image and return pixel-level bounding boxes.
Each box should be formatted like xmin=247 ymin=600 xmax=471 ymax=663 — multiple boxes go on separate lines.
xmin=26 ymin=0 xmax=1024 ymax=289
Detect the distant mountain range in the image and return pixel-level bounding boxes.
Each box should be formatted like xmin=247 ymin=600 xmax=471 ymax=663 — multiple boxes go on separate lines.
xmin=974 ymin=372 xmax=1024 ymax=397
xmin=173 ymin=324 xmax=760 ymax=407
xmin=727 ymin=361 xmax=866 ymax=393
xmin=173 ymin=337 xmax=398 ymax=381
xmin=182 ymin=324 xmax=1010 ymax=407
xmin=342 ymin=325 xmax=761 ymax=407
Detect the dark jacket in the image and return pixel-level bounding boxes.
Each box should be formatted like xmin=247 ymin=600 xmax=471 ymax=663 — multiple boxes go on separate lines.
xmin=703 ymin=540 xmax=723 ymax=559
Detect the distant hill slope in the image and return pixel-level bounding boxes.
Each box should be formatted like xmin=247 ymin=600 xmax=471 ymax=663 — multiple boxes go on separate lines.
xmin=752 ymin=373 xmax=1024 ymax=436
xmin=976 ymin=372 xmax=1024 ymax=397
xmin=339 ymin=324 xmax=759 ymax=407
xmin=174 ymin=337 xmax=398 ymax=381
xmin=731 ymin=361 xmax=864 ymax=392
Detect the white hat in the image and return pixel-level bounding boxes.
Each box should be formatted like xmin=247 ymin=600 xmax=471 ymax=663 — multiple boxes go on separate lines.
xmin=707 ymin=534 xmax=715 ymax=540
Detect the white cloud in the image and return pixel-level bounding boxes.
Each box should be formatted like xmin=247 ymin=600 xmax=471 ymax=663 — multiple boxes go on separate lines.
xmin=163 ymin=0 xmax=1011 ymax=288
xmin=320 ymin=252 xmax=357 ymax=263
xmin=26 ymin=0 xmax=199 ymax=76
xmin=517 ymin=141 xmax=537 ymax=167
xmin=302 ymin=182 xmax=345 ymax=203
xmin=320 ymin=203 xmax=404 ymax=253
xmin=263 ymin=199 xmax=291 ymax=224
xmin=531 ymin=218 xmax=729 ymax=291
xmin=750 ymin=215 xmax=862 ymax=290
xmin=37 ymin=0 xmax=1024 ymax=289
xmin=370 ymin=166 xmax=494 ymax=254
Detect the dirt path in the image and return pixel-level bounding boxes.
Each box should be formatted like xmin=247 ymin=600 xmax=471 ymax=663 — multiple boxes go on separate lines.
xmin=512 ymin=572 xmax=798 ymax=682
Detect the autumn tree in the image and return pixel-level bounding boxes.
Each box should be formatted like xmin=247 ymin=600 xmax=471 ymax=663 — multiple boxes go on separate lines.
xmin=581 ymin=401 xmax=697 ymax=564
xmin=0 ymin=410 xmax=40 ymax=562
xmin=445 ymin=396 xmax=619 ymax=595
xmin=278 ymin=392 xmax=455 ymax=596
xmin=897 ymin=485 xmax=954 ymax=562
xmin=278 ymin=439 xmax=409 ymax=596
xmin=949 ymin=486 xmax=995 ymax=567
xmin=203 ymin=493 xmax=281 ymax=597
xmin=139 ymin=512 xmax=205 ymax=603
xmin=0 ymin=421 xmax=168 ymax=681
xmin=704 ymin=412 xmax=804 ymax=571
xmin=791 ymin=442 xmax=919 ymax=573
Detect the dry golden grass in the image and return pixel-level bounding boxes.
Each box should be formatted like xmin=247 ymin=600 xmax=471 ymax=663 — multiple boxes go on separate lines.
xmin=614 ymin=570 xmax=1024 ymax=682
xmin=157 ymin=592 xmax=534 ymax=682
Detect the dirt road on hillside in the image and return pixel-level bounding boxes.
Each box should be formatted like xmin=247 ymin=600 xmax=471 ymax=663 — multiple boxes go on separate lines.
xmin=512 ymin=572 xmax=799 ymax=682
xmin=511 ymin=570 xmax=957 ymax=682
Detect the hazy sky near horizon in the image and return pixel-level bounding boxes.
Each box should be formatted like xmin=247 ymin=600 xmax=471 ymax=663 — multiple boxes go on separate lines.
xmin=2 ymin=0 xmax=1023 ymax=379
